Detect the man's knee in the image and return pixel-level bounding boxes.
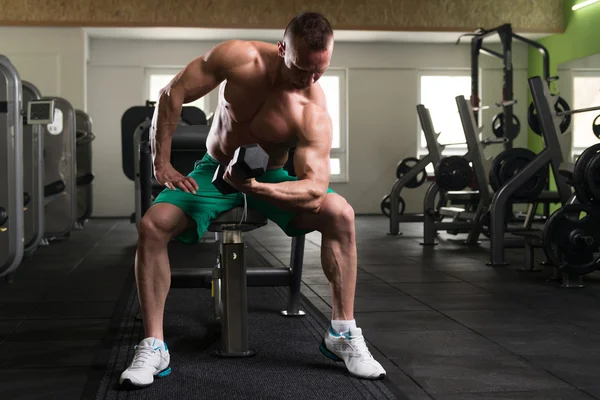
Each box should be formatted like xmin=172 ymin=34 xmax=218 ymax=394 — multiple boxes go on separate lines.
xmin=138 ymin=204 xmax=191 ymax=245
xmin=320 ymin=194 xmax=355 ymax=232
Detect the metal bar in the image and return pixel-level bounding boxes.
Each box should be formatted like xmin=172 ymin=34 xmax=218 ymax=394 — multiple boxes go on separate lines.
xmin=171 ymin=267 xmax=292 ymax=288
xmin=480 ymin=46 xmax=503 ymax=59
xmin=500 ymin=25 xmax=514 ymax=150
xmin=422 ymin=182 xmax=440 ymax=245
xmin=139 ymin=141 xmax=152 ymax=218
xmin=284 ymin=235 xmax=306 ymax=316
xmin=389 ymin=104 xmax=443 ymax=235
xmin=557 ymin=105 xmax=600 ymax=116
xmin=512 ymin=33 xmax=551 ymax=82
xmin=472 ymin=99 xmax=518 ymax=111
xmin=218 ymin=241 xmax=252 ymax=356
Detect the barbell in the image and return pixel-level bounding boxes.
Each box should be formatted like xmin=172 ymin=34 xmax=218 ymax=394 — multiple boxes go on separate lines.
xmin=528 ymin=96 xmax=600 ymax=138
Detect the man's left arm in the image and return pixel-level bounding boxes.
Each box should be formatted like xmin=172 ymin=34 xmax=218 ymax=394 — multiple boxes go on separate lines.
xmin=247 ymin=105 xmax=332 ymax=214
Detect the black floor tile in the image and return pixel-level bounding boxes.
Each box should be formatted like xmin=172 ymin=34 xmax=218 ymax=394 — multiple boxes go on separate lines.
xmin=0 ymin=340 xmax=102 ymax=368
xmin=528 ymin=354 xmax=600 ymax=389
xmin=0 ymin=320 xmax=21 ymax=342
xmin=309 ymin=282 xmax=403 ymax=297
xmin=6 ymin=319 xmax=110 ymax=342
xmin=393 ymin=354 xmax=571 ymax=394
xmin=363 ymin=269 xmax=461 ymax=283
xmin=367 ymin=330 xmax=508 ymax=358
xmin=42 ymin=283 xmax=126 ymax=302
xmin=29 ymin=301 xmax=116 ymax=319
xmin=355 ymin=311 xmax=467 ymax=332
xmin=442 ymin=309 xmax=561 ymax=329
xmin=0 ymin=302 xmax=38 ymax=319
xmin=412 ymin=293 xmax=523 ymax=311
xmin=476 ymin=323 xmax=600 ymax=357
xmin=432 ymin=389 xmax=593 ymax=399
xmin=321 ymin=294 xmax=432 ymax=312
xmin=0 ymin=367 xmax=89 ymax=400
xmin=392 ymin=282 xmax=489 ymax=296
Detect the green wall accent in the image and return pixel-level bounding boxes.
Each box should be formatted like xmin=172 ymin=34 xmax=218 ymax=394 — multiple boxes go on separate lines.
xmin=528 ymin=0 xmax=600 ymax=152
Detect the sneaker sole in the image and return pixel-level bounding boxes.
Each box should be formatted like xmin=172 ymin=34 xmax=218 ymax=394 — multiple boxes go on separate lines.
xmin=120 ymin=367 xmax=172 ymax=389
xmin=320 ymin=341 xmax=386 ymax=381
xmin=319 ymin=340 xmax=342 ymax=362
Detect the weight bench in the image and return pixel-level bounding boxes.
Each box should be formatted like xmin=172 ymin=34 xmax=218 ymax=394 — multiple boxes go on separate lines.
xmin=170 ymin=206 xmax=307 ymax=357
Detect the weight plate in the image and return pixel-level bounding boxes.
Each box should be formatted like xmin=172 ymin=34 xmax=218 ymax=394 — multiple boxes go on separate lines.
xmin=380 ymin=194 xmax=406 ymax=218
xmin=593 ymin=114 xmax=600 ymax=140
xmin=528 ymin=97 xmax=571 ymax=136
xmin=542 ymin=203 xmax=600 ymax=275
xmin=573 ymin=143 xmax=600 ymax=205
xmin=396 ymin=157 xmax=427 ymax=188
xmin=434 ymin=156 xmax=473 ymax=191
xmin=491 ymin=113 xmax=521 ymax=140
xmin=489 ymin=148 xmax=547 ymax=199
xmin=585 ymin=153 xmax=600 ymax=206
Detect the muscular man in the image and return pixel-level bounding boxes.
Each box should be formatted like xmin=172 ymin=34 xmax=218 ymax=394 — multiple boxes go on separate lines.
xmin=120 ymin=12 xmax=386 ymax=388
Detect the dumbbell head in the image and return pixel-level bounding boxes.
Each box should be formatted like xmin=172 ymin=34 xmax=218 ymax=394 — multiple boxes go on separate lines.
xmin=211 ymin=144 xmax=270 ymax=195
xmin=212 ymin=164 xmax=238 ymax=195
xmin=232 ymin=144 xmax=269 ymax=179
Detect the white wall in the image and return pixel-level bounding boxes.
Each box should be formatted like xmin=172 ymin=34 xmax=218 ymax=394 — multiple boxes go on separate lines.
xmin=0 ymin=27 xmax=86 ymax=110
xmin=88 ymin=38 xmax=530 ymax=217
xmin=557 ymin=54 xmax=600 ymax=159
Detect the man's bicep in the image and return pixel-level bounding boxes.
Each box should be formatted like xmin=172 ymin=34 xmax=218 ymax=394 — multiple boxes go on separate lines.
xmin=293 ymin=141 xmax=330 ymax=184
xmin=292 ymin=109 xmax=333 ymax=187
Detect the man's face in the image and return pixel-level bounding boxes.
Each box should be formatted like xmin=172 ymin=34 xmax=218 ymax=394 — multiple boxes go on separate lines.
xmin=278 ymin=36 xmax=333 ymax=89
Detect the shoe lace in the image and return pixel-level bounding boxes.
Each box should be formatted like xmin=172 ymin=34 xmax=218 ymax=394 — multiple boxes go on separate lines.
xmin=131 ymin=345 xmax=156 ymax=367
xmin=347 ymin=334 xmax=373 ymax=361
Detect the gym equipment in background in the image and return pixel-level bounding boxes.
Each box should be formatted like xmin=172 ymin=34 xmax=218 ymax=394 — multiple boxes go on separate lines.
xmin=0 ymin=55 xmax=24 ymax=279
xmin=487 ymin=76 xmax=575 ymax=267
xmin=422 ymin=95 xmax=496 ymax=245
xmin=0 ymin=56 xmax=53 ymax=279
xmin=459 ymin=23 xmax=554 ymax=145
xmin=43 ymin=97 xmax=77 ymax=240
xmin=386 ymin=105 xmax=444 ymax=235
xmin=121 ymin=101 xmax=208 ymax=226
xmin=21 ymin=81 xmax=45 ymax=255
xmin=75 ymin=110 xmax=95 ymax=226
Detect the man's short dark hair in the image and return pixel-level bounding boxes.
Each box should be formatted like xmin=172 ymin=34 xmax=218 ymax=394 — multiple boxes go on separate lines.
xmin=284 ymin=12 xmax=333 ymax=51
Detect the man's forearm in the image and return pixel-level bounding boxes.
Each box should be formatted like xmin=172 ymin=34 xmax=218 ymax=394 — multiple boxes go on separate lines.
xmin=248 ymin=179 xmax=326 ymax=213
xmin=151 ymin=91 xmax=183 ymax=167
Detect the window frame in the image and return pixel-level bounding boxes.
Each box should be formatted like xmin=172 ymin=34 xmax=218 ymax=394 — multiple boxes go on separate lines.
xmin=321 ymin=68 xmax=349 ymax=183
xmin=416 ymin=70 xmax=472 ymax=162
xmin=569 ymin=70 xmax=600 ymax=160
xmin=144 ymin=67 xmax=209 ymax=112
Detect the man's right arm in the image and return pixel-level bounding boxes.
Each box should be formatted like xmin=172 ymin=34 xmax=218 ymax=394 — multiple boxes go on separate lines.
xmin=151 ymin=40 xmax=257 ymax=191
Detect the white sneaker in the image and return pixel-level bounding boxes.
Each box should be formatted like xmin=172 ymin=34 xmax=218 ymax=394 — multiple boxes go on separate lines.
xmin=119 ymin=337 xmax=171 ymax=388
xmin=320 ymin=326 xmax=386 ymax=380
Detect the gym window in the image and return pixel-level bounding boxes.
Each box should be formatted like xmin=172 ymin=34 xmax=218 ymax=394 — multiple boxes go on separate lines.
xmin=417 ymin=73 xmax=472 ymax=173
xmin=571 ymin=72 xmax=600 ymax=160
xmin=320 ymin=69 xmax=348 ymax=182
xmin=145 ymin=68 xmax=207 ymax=112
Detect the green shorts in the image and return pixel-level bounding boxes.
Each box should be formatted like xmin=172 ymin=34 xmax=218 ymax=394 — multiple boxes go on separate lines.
xmin=153 ymin=153 xmax=335 ymax=244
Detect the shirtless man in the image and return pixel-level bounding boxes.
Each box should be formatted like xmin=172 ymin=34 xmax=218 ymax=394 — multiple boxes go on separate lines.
xmin=120 ymin=12 xmax=386 ymax=388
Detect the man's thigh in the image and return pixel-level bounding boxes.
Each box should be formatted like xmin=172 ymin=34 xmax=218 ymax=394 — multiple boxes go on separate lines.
xmin=153 ymin=154 xmax=243 ymax=244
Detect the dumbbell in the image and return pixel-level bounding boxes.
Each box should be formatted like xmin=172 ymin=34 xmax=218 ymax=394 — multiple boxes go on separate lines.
xmin=212 ymin=144 xmax=269 ymax=195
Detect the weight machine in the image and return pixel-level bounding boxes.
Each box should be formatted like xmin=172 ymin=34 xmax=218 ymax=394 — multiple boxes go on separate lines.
xmin=421 ymin=95 xmax=497 ymax=245
xmin=386 ymin=105 xmax=444 ymax=235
